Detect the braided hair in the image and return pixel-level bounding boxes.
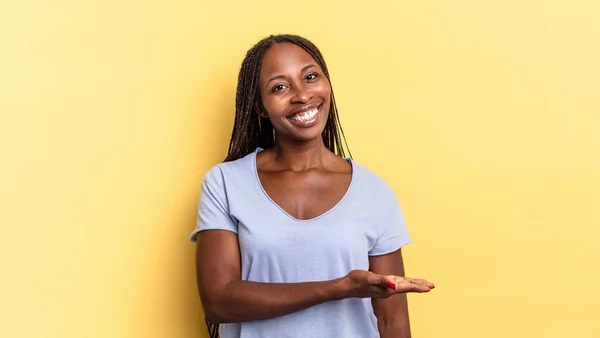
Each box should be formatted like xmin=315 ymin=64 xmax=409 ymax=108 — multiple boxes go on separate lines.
xmin=207 ymin=34 xmax=351 ymax=338
xmin=224 ymin=34 xmax=351 ymax=162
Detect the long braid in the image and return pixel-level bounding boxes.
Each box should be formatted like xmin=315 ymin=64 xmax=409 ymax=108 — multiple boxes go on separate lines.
xmin=207 ymin=34 xmax=351 ymax=338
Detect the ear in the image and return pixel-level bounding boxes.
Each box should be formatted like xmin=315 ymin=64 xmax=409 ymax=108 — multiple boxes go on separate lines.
xmin=254 ymin=101 xmax=268 ymax=118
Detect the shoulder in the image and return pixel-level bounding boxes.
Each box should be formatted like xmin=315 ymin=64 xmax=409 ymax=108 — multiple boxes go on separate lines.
xmin=351 ymin=160 xmax=393 ymax=192
xmin=350 ymin=160 xmax=399 ymax=205
xmin=202 ymin=150 xmax=256 ymax=188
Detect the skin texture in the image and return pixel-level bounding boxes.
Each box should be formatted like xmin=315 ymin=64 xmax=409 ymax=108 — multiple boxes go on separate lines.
xmin=196 ymin=42 xmax=434 ymax=336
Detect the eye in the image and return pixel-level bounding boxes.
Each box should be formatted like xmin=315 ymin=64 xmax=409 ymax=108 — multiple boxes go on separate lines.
xmin=306 ymin=73 xmax=318 ymax=81
xmin=272 ymin=84 xmax=287 ymax=92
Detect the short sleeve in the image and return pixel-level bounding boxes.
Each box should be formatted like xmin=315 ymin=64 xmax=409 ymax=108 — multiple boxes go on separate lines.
xmin=368 ymin=199 xmax=412 ymax=256
xmin=189 ymin=177 xmax=238 ymax=243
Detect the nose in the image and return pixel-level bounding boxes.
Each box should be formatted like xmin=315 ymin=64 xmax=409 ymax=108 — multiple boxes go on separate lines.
xmin=290 ymin=83 xmax=312 ymax=104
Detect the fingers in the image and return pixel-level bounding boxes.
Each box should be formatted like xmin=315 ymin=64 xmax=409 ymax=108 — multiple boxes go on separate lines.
xmin=365 ymin=273 xmax=434 ymax=293
xmin=407 ymin=278 xmax=435 ymax=289
xmin=393 ymin=277 xmax=435 ymax=293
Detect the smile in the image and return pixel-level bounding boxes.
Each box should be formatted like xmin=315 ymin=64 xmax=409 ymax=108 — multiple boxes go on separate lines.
xmin=288 ymin=104 xmax=322 ymax=122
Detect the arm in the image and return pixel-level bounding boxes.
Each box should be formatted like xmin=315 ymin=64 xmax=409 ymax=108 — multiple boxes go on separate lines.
xmin=195 ymin=229 xmax=347 ymax=323
xmin=195 ymin=230 xmax=430 ymax=324
xmin=370 ymin=249 xmax=423 ymax=338
xmin=194 ymin=177 xmax=431 ymax=324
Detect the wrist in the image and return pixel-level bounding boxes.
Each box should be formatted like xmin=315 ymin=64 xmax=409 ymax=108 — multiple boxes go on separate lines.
xmin=330 ymin=276 xmax=353 ymax=300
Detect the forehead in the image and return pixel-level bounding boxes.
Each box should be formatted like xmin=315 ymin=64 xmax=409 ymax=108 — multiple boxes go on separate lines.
xmin=260 ymin=43 xmax=319 ymax=78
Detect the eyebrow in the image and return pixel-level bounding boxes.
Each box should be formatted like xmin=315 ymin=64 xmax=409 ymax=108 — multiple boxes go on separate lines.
xmin=265 ymin=64 xmax=318 ymax=89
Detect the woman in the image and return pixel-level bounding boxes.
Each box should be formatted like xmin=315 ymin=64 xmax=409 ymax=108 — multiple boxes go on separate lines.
xmin=190 ymin=34 xmax=434 ymax=338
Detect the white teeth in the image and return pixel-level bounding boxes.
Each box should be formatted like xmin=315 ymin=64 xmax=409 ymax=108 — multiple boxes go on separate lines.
xmin=290 ymin=107 xmax=318 ymax=121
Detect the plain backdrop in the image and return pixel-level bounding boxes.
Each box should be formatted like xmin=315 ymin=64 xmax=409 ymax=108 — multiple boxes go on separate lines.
xmin=1 ymin=0 xmax=599 ymax=337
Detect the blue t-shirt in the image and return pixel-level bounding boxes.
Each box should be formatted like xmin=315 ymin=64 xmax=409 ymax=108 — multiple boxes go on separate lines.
xmin=190 ymin=148 xmax=411 ymax=338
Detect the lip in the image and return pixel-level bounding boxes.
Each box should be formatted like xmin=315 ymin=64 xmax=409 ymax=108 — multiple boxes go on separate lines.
xmin=286 ymin=103 xmax=322 ymax=127
xmin=286 ymin=102 xmax=323 ymax=118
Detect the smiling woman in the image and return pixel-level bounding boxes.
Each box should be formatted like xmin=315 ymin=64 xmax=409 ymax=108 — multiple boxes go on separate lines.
xmin=190 ymin=34 xmax=434 ymax=338
xmin=223 ymin=35 xmax=348 ymax=162
xmin=259 ymin=44 xmax=330 ymax=140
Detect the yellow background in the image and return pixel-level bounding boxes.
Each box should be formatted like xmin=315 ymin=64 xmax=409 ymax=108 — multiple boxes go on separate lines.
xmin=1 ymin=0 xmax=599 ymax=337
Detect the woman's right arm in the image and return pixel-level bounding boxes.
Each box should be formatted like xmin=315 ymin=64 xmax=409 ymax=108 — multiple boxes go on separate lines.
xmin=195 ymin=230 xmax=433 ymax=324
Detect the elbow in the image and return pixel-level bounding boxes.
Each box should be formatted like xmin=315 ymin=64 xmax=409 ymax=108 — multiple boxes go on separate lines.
xmin=203 ymin=310 xmax=223 ymax=324
xmin=201 ymin=296 xmax=236 ymax=324
xmin=199 ymin=280 xmax=245 ymax=323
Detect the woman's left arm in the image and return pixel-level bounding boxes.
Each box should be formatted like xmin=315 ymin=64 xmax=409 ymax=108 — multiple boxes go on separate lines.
xmin=370 ymin=249 xmax=412 ymax=338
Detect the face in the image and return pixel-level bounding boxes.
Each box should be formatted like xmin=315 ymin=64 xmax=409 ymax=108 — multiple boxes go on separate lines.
xmin=257 ymin=42 xmax=331 ymax=144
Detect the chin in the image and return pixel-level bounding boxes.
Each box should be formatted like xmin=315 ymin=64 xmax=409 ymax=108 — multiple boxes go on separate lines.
xmin=293 ymin=125 xmax=327 ymax=143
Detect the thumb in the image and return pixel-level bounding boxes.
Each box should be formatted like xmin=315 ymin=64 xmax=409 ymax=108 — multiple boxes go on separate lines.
xmin=365 ymin=272 xmax=388 ymax=286
xmin=380 ymin=275 xmax=397 ymax=290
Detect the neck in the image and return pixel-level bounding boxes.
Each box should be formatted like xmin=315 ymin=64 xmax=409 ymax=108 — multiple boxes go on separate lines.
xmin=271 ymin=137 xmax=329 ymax=171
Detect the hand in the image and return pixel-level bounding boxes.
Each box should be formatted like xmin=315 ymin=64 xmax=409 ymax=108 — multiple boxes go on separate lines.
xmin=342 ymin=270 xmax=434 ymax=299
